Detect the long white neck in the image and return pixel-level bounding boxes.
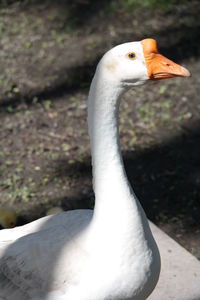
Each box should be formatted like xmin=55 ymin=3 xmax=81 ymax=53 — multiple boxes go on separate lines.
xmin=88 ymin=66 xmax=145 ymax=225
xmin=86 ymin=64 xmax=160 ymax=289
xmin=84 ymin=57 xmax=160 ymax=300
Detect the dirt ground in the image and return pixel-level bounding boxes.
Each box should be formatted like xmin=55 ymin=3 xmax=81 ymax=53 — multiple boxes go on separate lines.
xmin=0 ymin=0 xmax=200 ymax=259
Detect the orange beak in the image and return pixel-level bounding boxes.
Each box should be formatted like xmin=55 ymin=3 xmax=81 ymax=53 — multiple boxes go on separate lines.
xmin=141 ymin=38 xmax=190 ymax=80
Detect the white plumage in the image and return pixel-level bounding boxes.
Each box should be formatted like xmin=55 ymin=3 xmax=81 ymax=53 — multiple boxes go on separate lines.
xmin=0 ymin=38 xmax=190 ymax=300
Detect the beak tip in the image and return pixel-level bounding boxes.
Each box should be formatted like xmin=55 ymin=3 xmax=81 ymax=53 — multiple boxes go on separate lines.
xmin=181 ymin=66 xmax=191 ymax=77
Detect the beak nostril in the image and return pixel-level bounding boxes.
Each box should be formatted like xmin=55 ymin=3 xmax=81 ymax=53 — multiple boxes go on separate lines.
xmin=161 ymin=61 xmax=171 ymax=67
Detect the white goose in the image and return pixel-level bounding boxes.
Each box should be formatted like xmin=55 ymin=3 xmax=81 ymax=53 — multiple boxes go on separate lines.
xmin=0 ymin=38 xmax=190 ymax=300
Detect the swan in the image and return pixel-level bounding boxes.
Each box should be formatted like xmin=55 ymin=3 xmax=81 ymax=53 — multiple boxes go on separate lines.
xmin=0 ymin=38 xmax=190 ymax=300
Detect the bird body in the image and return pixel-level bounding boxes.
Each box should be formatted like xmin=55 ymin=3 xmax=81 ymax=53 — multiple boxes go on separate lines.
xmin=0 ymin=210 xmax=158 ymax=300
xmin=0 ymin=39 xmax=190 ymax=300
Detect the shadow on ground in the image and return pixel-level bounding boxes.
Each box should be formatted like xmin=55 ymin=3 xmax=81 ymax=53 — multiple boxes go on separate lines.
xmin=0 ymin=0 xmax=199 ymax=104
xmin=7 ymin=119 xmax=200 ymax=255
xmin=51 ymin=121 xmax=200 ymax=231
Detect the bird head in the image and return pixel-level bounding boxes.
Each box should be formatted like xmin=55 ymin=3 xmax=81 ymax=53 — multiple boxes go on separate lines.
xmin=100 ymin=38 xmax=190 ymax=87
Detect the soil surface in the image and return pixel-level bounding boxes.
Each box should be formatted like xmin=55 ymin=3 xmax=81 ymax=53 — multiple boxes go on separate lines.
xmin=0 ymin=1 xmax=200 ymax=259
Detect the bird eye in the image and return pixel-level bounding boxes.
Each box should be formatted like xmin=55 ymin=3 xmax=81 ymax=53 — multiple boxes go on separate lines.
xmin=127 ymin=52 xmax=136 ymax=60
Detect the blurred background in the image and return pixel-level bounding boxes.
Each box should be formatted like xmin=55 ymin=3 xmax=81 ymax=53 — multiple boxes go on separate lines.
xmin=0 ymin=0 xmax=199 ymax=258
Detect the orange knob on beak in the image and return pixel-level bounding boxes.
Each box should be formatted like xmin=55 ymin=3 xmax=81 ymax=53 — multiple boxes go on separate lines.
xmin=141 ymin=38 xmax=190 ymax=80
